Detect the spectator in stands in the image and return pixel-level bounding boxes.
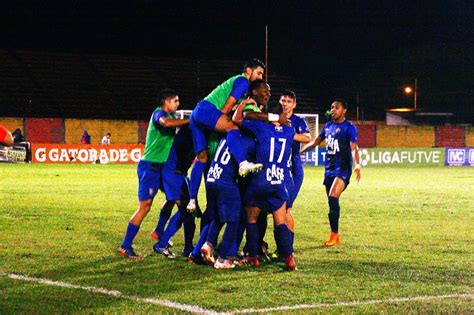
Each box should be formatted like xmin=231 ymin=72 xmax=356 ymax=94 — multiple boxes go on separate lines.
xmin=101 ymin=132 xmax=111 ymax=145
xmin=0 ymin=124 xmax=14 ymax=146
xmin=12 ymin=128 xmax=25 ymax=143
xmin=81 ymin=130 xmax=91 ymax=144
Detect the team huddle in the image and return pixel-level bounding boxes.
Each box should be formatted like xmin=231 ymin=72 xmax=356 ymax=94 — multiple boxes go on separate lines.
xmin=118 ymin=59 xmax=361 ymax=271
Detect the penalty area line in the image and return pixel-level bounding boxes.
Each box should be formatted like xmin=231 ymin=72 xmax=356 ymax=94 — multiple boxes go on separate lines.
xmin=2 ymin=273 xmax=221 ymax=315
xmin=234 ymin=293 xmax=474 ymax=313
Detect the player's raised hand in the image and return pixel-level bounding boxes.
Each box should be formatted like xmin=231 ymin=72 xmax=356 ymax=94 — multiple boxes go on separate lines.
xmin=278 ymin=113 xmax=291 ymax=127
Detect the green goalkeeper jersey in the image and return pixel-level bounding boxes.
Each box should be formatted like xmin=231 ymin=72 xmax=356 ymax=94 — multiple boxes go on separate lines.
xmin=141 ymin=107 xmax=176 ymax=163
xmin=204 ymin=74 xmax=249 ymax=110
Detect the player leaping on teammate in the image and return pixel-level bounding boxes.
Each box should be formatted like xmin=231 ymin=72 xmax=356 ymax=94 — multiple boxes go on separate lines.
xmin=301 ymin=99 xmax=361 ymax=247
xmin=187 ymin=59 xmax=268 ymax=213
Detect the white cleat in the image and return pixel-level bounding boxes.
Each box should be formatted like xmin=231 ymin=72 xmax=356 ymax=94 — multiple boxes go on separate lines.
xmin=238 ymin=160 xmax=263 ymax=177
xmin=214 ymin=258 xmax=235 ymax=269
xmin=200 ymin=242 xmax=216 ymax=265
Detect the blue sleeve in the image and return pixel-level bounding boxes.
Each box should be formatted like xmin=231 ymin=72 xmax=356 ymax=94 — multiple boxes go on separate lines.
xmin=296 ymin=117 xmax=310 ymax=134
xmin=241 ymin=119 xmax=261 ymax=136
xmin=348 ymin=124 xmax=358 ymax=143
xmin=317 ymin=123 xmax=327 ymax=140
xmin=152 ymin=110 xmax=167 ymax=129
xmin=230 ymin=77 xmax=249 ymax=100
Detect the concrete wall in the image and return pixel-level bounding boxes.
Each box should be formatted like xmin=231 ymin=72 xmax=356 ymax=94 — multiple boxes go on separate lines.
xmin=64 ymin=119 xmax=138 ymax=144
xmin=376 ymin=126 xmax=435 ymax=147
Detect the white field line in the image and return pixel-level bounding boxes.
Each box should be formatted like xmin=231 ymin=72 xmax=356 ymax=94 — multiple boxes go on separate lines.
xmin=2 ymin=273 xmax=472 ymax=314
xmin=1 ymin=273 xmax=222 ymax=315
xmin=234 ymin=293 xmax=474 ymax=313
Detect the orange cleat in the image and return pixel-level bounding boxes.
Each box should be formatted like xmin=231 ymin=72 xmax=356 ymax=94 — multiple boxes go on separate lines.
xmin=150 ymin=231 xmax=159 ymax=241
xmin=285 ymin=255 xmax=297 ymax=271
xmin=321 ymin=232 xmax=341 ymax=247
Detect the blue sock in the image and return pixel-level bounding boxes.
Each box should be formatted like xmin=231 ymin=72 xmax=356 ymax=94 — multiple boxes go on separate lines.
xmin=227 ymin=130 xmax=246 ymax=164
xmin=234 ymin=211 xmax=246 ymax=254
xmin=192 ymin=224 xmax=209 ymax=257
xmin=121 ymin=223 xmax=140 ymax=249
xmin=328 ymin=196 xmax=340 ymax=233
xmin=274 ymin=224 xmax=292 ymax=258
xmin=155 ymin=206 xmax=173 ymax=236
xmin=189 ymin=160 xmax=206 ymax=199
xmin=220 ymin=221 xmax=238 ymax=258
xmin=257 ymin=211 xmax=268 ymax=246
xmin=183 ymin=211 xmax=195 ymax=251
xmin=157 ymin=205 xmax=185 ymax=248
xmin=245 ymin=223 xmax=259 ymax=257
xmin=290 ymin=231 xmax=295 ymax=247
xmin=206 ymin=220 xmax=223 ymax=246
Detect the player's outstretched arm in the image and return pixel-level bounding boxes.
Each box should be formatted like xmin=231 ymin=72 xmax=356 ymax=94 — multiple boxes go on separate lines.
xmin=231 ymin=98 xmax=248 ymax=126
xmin=300 ymin=136 xmax=323 ymax=153
xmin=351 ymin=142 xmax=361 ymax=183
xmin=294 ymin=132 xmax=311 ymax=144
xmin=159 ymin=117 xmax=189 ymax=128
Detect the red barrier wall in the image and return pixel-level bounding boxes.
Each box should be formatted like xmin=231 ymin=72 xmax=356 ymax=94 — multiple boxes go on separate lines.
xmin=435 ymin=126 xmax=465 ymax=147
xmin=356 ymin=124 xmax=376 ymax=148
xmin=25 ymin=118 xmax=64 ymax=143
xmin=138 ymin=120 xmax=149 ymax=144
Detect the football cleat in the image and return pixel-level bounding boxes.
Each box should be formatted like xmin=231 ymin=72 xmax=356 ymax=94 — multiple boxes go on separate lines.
xmin=187 ymin=253 xmax=205 ymax=265
xmin=214 ymin=258 xmax=235 ymax=269
xmin=238 ymin=161 xmax=263 ymax=177
xmin=285 ymin=255 xmax=297 ymax=271
xmin=153 ymin=245 xmax=176 ymax=259
xmin=150 ymin=230 xmax=160 ymax=241
xmin=118 ymin=247 xmax=141 ymax=259
xmin=321 ymin=232 xmax=341 ymax=247
xmin=241 ymin=256 xmax=260 ymax=267
xmin=182 ymin=246 xmax=193 ymax=257
xmin=200 ymin=242 xmax=216 ymax=265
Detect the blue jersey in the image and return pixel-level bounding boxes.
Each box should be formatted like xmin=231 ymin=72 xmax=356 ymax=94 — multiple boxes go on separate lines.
xmin=164 ymin=125 xmax=194 ymax=173
xmin=242 ymin=120 xmax=295 ymax=187
xmin=318 ymin=120 xmax=358 ymax=176
xmin=206 ymin=135 xmax=256 ymax=186
xmin=289 ymin=114 xmax=310 ymax=176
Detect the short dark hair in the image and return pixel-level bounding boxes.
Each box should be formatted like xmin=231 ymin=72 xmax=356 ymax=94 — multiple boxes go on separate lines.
xmin=266 ymin=102 xmax=283 ymax=115
xmin=333 ymin=98 xmax=348 ymax=109
xmin=157 ymin=89 xmax=178 ymax=106
xmin=243 ymin=58 xmax=266 ymax=72
xmin=247 ymin=79 xmax=268 ymax=97
xmin=281 ymin=89 xmax=296 ymax=101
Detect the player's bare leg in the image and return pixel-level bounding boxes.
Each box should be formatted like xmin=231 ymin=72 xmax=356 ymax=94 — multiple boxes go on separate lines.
xmin=215 ymin=115 xmax=263 ymax=176
xmin=322 ymin=178 xmax=346 ymax=247
xmin=130 ymin=199 xmax=154 ymax=226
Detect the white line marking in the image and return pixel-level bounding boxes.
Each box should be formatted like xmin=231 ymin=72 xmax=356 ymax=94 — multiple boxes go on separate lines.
xmin=2 ymin=273 xmax=220 ymax=314
xmin=2 ymin=273 xmax=472 ymax=314
xmin=234 ymin=293 xmax=474 ymax=313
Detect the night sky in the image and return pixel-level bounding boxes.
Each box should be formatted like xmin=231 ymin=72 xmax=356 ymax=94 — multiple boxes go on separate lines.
xmin=1 ymin=1 xmax=473 ymax=121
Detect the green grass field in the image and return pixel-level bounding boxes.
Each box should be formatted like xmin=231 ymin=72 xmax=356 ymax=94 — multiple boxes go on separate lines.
xmin=0 ymin=163 xmax=473 ymax=314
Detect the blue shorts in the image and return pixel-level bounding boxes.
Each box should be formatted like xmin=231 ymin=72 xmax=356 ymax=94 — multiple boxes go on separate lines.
xmin=161 ymin=167 xmax=188 ymax=201
xmin=244 ymin=181 xmax=288 ymax=213
xmin=137 ymin=160 xmax=163 ymax=201
xmin=190 ymin=100 xmax=223 ymax=154
xmin=206 ymin=182 xmax=241 ymax=223
xmin=323 ymin=171 xmax=351 ymax=190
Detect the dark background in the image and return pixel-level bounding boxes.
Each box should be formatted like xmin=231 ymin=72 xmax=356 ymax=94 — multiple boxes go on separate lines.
xmin=1 ymin=1 xmax=473 ymax=121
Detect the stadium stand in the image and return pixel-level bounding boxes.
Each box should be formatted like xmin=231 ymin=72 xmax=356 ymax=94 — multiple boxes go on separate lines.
xmin=1 ymin=49 xmax=320 ymax=120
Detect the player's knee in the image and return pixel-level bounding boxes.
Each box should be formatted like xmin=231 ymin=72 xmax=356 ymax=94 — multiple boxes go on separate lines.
xmin=139 ymin=200 xmax=153 ymax=213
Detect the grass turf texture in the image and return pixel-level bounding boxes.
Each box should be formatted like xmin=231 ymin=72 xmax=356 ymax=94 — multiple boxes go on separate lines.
xmin=0 ymin=163 xmax=472 ymax=313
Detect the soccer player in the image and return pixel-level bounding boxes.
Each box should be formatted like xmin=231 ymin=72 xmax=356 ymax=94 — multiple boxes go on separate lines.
xmin=151 ymin=124 xmax=196 ymax=258
xmin=187 ymin=59 xmax=266 ymax=212
xmin=118 ymin=89 xmax=189 ymax=259
xmin=277 ymin=90 xmax=311 ymax=253
xmin=0 ymin=124 xmax=14 ymax=146
xmin=233 ymin=99 xmax=297 ymax=271
xmin=301 ymin=99 xmax=361 ymax=246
